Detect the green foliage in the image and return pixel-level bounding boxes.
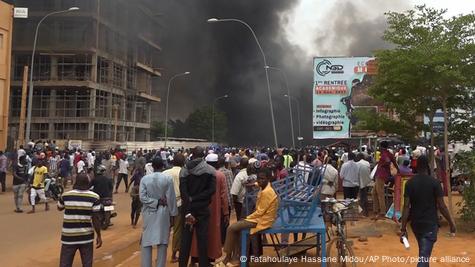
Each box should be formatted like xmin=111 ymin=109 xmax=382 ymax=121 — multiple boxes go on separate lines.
xmin=168 ymin=119 xmax=188 ymax=138
xmin=453 ymin=150 xmax=475 ymax=222
xmin=353 ymin=109 xmax=419 ymax=142
xmin=150 ymin=121 xmax=173 ymax=139
xmin=370 ymin=5 xmax=475 ymax=142
xmin=185 ymin=106 xmax=228 ymax=142
xmin=449 ymin=95 xmax=475 ymax=143
xmin=151 ymin=107 xmax=228 ymax=143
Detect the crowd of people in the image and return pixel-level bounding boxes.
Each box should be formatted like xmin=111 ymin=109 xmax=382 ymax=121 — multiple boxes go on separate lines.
xmin=0 ymin=139 xmax=457 ymax=267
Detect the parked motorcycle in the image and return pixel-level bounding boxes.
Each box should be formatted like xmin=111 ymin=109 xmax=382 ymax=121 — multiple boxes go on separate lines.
xmin=451 ymin=174 xmax=471 ymax=194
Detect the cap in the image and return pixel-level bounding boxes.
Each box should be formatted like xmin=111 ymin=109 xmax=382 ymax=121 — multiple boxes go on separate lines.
xmin=205 ymin=153 xmax=218 ymax=162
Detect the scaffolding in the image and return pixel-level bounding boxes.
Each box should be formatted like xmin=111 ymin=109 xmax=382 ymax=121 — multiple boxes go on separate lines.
xmin=8 ymin=0 xmax=162 ymax=143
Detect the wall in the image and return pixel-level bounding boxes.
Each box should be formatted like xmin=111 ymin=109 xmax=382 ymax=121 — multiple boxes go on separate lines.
xmin=0 ymin=1 xmax=12 ymax=150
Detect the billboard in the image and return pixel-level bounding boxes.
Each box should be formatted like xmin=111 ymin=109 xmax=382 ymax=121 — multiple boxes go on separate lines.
xmin=313 ymin=57 xmax=377 ymax=139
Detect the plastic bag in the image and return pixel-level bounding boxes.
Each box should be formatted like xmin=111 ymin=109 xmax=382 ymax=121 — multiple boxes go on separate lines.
xmin=385 ymin=203 xmax=401 ymax=220
xmin=28 ymin=166 xmax=36 ymax=176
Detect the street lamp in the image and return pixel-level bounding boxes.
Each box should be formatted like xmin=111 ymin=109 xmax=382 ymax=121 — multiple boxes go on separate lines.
xmin=212 ymin=94 xmax=228 ymax=143
xmin=284 ymin=94 xmax=301 ymax=146
xmin=164 ymin=71 xmax=190 ymax=148
xmin=25 ymin=7 xmax=80 ymax=143
xmin=267 ymin=66 xmax=295 ymax=148
xmin=207 ymin=18 xmax=278 ymax=148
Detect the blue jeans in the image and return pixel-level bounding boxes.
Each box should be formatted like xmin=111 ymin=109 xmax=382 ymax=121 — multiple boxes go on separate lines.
xmin=414 ymin=226 xmax=438 ymax=267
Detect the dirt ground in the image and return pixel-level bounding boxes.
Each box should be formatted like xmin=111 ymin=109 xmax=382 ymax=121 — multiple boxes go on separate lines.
xmin=0 ymin=173 xmax=474 ymax=267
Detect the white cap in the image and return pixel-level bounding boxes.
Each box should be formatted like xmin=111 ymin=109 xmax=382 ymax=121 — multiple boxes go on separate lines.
xmin=205 ymin=153 xmax=218 ymax=162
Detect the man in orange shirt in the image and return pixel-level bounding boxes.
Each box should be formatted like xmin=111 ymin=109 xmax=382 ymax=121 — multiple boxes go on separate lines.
xmin=218 ymin=167 xmax=279 ymax=266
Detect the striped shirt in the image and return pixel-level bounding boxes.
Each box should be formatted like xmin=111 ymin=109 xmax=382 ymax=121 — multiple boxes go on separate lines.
xmin=49 ymin=157 xmax=58 ymax=173
xmin=58 ymin=190 xmax=101 ymax=245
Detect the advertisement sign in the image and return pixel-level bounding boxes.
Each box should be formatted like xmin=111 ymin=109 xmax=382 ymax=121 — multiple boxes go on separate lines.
xmin=313 ymin=57 xmax=377 ymax=139
xmin=13 ymin=7 xmax=28 ymax=18
xmin=68 ymin=140 xmax=82 ymax=150
xmin=424 ymin=109 xmax=444 ymax=135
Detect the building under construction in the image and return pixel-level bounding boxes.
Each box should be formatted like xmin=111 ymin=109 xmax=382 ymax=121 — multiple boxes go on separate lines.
xmin=8 ymin=0 xmax=161 ymax=144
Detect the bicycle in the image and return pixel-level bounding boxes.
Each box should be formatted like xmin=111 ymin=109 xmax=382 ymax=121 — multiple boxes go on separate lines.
xmin=321 ymin=198 xmax=359 ymax=267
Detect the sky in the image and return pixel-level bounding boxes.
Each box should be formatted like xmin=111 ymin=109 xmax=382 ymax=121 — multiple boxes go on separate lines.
xmin=282 ymin=0 xmax=475 ymax=57
xmin=154 ymin=0 xmax=474 ymax=145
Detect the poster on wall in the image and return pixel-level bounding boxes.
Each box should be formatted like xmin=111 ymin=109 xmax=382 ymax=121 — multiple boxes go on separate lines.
xmin=313 ymin=57 xmax=377 ymax=139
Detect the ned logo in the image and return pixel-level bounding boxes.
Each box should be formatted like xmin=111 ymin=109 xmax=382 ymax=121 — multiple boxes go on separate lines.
xmin=316 ymin=59 xmax=344 ymax=76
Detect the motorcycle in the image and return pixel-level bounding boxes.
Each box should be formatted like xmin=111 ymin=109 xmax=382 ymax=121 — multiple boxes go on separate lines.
xmin=451 ymin=174 xmax=471 ymax=195
xmin=27 ymin=174 xmax=64 ymax=205
xmin=99 ymin=197 xmax=117 ymax=230
xmin=44 ymin=175 xmax=64 ymax=201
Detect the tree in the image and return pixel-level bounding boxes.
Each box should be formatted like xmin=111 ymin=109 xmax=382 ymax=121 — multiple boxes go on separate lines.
xmin=449 ymin=94 xmax=475 ymax=143
xmin=150 ymin=121 xmax=173 ymax=140
xmin=353 ymin=109 xmax=419 ymax=143
xmin=453 ymin=150 xmax=475 ymax=229
xmin=185 ymin=106 xmax=228 ymax=142
xmin=371 ymin=5 xmax=475 ymax=216
xmin=168 ymin=119 xmax=188 ymax=138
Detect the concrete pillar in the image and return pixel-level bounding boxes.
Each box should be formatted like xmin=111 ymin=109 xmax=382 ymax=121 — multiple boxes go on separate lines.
xmin=88 ymin=122 xmax=94 ymax=140
xmin=89 ymin=89 xmax=96 ymax=117
xmin=91 ymin=54 xmax=98 ymax=82
xmin=122 ymin=65 xmax=127 ymax=90
xmin=48 ymin=89 xmax=56 ymax=139
xmin=107 ymin=92 xmax=113 ymax=119
xmin=121 ymin=95 xmax=126 ymax=141
xmin=108 ymin=60 xmax=113 ymax=85
xmin=50 ymin=56 xmax=58 ymax=80
xmin=130 ymin=98 xmax=137 ymax=141
xmin=88 ymin=89 xmax=96 ymax=140
xmin=129 ymin=127 xmax=136 ymax=141
xmin=146 ymin=103 xmax=152 ymax=141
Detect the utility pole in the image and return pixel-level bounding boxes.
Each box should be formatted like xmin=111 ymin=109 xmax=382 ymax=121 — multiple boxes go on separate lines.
xmin=18 ymin=66 xmax=29 ymax=146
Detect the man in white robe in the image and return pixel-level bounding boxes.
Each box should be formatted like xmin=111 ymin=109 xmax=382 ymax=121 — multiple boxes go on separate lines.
xmin=140 ymin=157 xmax=178 ymax=267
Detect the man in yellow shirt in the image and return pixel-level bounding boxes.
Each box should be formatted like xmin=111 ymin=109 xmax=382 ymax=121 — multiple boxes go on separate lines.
xmin=219 ymin=167 xmax=279 ymax=266
xmin=28 ymin=161 xmax=49 ymax=213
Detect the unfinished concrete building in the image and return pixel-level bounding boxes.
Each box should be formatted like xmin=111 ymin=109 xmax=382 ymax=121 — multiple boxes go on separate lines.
xmin=8 ymin=0 xmax=161 ymax=143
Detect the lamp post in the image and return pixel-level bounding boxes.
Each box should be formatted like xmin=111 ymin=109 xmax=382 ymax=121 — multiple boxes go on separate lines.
xmin=267 ymin=66 xmax=295 ymax=148
xmin=284 ymin=94 xmax=301 ymax=146
xmin=212 ymin=94 xmax=228 ymax=143
xmin=207 ymin=18 xmax=278 ymax=148
xmin=25 ymin=7 xmax=79 ymax=143
xmin=164 ymin=71 xmax=190 ymax=148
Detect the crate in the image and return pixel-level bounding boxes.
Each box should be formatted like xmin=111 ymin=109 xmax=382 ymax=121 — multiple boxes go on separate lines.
xmin=342 ymin=202 xmax=362 ymax=221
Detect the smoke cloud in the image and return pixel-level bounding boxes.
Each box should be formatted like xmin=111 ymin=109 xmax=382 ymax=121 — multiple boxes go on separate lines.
xmin=154 ymin=0 xmax=411 ymax=146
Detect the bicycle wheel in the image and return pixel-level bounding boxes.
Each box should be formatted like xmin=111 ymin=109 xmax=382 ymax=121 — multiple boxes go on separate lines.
xmin=327 ymin=238 xmax=357 ymax=267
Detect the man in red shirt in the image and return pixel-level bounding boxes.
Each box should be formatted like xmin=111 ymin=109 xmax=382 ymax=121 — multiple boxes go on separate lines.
xmin=273 ymin=155 xmax=288 ymax=181
xmin=373 ymin=141 xmax=399 ymax=219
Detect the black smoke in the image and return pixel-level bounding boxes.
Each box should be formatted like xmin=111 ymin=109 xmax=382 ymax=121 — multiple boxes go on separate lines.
xmin=153 ymin=0 xmax=410 ymax=146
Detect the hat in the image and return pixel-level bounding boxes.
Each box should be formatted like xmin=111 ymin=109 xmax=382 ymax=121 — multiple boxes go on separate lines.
xmin=205 ymin=153 xmax=218 ymax=162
